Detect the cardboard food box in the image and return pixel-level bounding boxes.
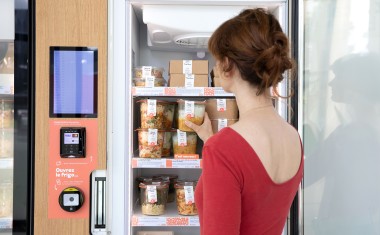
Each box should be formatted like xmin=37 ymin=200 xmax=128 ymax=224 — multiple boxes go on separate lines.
xmin=169 ymin=74 xmax=209 ymax=87
xmin=169 ymin=60 xmax=209 ymax=75
xmin=205 ymin=98 xmax=239 ymax=119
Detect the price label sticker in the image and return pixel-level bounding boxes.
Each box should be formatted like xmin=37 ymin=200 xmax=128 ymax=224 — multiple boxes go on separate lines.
xmin=218 ymin=119 xmax=228 ymax=131
xmin=137 ymin=217 xmax=166 ymax=226
xmin=185 ymin=74 xmax=195 ymax=88
xmin=145 ymin=76 xmax=155 ymax=88
xmin=147 ymin=185 xmax=158 ymax=203
xmin=184 ymin=185 xmax=195 ymax=205
xmin=142 ymin=66 xmax=152 ymax=77
xmin=217 ymin=99 xmax=227 ymax=112
xmin=171 ymin=159 xmax=201 ymax=168
xmin=148 ymin=129 xmax=158 ymax=146
xmin=147 ymin=99 xmax=157 ymax=116
xmin=189 ymin=217 xmax=200 ymax=226
xmin=177 ymin=130 xmax=187 ymax=146
xmin=183 ymin=60 xmax=193 ymax=74
xmin=184 ymin=101 xmax=195 ymax=118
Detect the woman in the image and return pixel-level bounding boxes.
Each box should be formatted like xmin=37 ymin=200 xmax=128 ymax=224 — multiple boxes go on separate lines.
xmin=185 ymin=8 xmax=303 ymax=235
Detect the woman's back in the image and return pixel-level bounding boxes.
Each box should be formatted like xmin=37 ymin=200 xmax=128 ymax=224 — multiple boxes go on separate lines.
xmin=195 ymin=123 xmax=303 ymax=235
xmin=232 ymin=106 xmax=302 ymax=184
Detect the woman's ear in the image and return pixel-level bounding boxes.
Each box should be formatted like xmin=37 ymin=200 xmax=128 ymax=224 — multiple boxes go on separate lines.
xmin=221 ymin=57 xmax=235 ymax=78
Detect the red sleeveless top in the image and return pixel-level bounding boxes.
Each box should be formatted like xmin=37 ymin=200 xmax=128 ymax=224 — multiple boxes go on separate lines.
xmin=195 ymin=127 xmax=303 ymax=235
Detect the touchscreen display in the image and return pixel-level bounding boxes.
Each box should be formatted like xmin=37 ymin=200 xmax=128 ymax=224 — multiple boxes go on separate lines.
xmin=64 ymin=133 xmax=79 ymax=145
xmin=50 ymin=47 xmax=98 ymax=117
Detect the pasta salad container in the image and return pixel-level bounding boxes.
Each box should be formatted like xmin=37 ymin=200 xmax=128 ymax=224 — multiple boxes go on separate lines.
xmin=139 ymin=180 xmax=169 ymax=216
xmin=134 ymin=66 xmax=164 ymax=78
xmin=136 ymin=128 xmax=165 ymax=158
xmin=176 ymin=99 xmax=206 ymax=132
xmin=138 ymin=99 xmax=176 ymax=129
xmin=172 ymin=130 xmax=197 ymax=155
xmin=174 ymin=180 xmax=198 ymax=215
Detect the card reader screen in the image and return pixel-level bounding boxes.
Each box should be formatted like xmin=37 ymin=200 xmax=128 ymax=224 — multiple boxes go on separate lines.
xmin=64 ymin=133 xmax=79 ymax=144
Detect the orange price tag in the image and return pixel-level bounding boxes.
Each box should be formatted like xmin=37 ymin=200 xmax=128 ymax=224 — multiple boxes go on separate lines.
xmin=174 ymin=154 xmax=199 ymax=159
xmin=164 ymin=87 xmax=177 ymax=96
xmin=204 ymin=87 xmax=215 ymax=96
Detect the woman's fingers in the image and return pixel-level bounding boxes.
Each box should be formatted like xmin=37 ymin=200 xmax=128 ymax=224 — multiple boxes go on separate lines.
xmin=184 ymin=112 xmax=213 ymax=143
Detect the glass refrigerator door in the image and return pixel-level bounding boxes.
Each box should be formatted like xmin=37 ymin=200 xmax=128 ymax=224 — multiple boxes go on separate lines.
xmin=302 ymin=0 xmax=380 ymax=234
xmin=1 ymin=0 xmax=32 ymax=234
xmin=0 ymin=43 xmax=14 ymax=232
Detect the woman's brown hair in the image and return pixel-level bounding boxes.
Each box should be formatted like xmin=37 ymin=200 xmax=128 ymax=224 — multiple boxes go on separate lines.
xmin=208 ymin=8 xmax=295 ymax=96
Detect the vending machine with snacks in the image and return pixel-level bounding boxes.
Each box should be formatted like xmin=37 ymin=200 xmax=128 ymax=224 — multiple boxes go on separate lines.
xmin=107 ymin=1 xmax=298 ymax=235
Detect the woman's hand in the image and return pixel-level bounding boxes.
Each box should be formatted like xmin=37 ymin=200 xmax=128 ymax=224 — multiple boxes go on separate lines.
xmin=185 ymin=112 xmax=213 ymax=143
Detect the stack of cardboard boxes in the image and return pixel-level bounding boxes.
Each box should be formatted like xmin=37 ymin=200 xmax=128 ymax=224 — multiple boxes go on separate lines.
xmin=168 ymin=60 xmax=209 ymax=87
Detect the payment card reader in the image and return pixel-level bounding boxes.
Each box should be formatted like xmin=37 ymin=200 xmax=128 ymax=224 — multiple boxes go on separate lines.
xmin=58 ymin=187 xmax=84 ymax=212
xmin=60 ymin=127 xmax=86 ymax=158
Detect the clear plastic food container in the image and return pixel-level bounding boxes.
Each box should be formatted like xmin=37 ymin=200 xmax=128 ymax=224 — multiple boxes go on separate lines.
xmin=175 ymin=180 xmax=198 ymax=215
xmin=205 ymin=98 xmax=238 ymax=119
xmin=136 ymin=128 xmax=165 ymax=158
xmin=133 ymin=77 xmax=166 ymax=87
xmin=139 ymin=100 xmax=176 ymax=129
xmin=172 ymin=130 xmax=198 ymax=155
xmin=139 ymin=180 xmax=169 ymax=215
xmin=153 ymin=174 xmax=178 ymax=203
xmin=210 ymin=119 xmax=238 ymax=134
xmin=134 ymin=66 xmax=164 ymax=78
xmin=176 ymin=99 xmax=206 ymax=132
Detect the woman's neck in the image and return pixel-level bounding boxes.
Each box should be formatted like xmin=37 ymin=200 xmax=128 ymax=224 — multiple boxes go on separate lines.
xmin=231 ymin=80 xmax=274 ymax=117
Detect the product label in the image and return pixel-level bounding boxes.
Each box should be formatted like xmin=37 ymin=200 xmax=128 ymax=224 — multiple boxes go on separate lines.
xmin=145 ymin=76 xmax=155 ymax=88
xmin=147 ymin=185 xmax=158 ymax=203
xmin=177 ymin=130 xmax=188 ymax=146
xmin=142 ymin=66 xmax=152 ymax=77
xmin=217 ymin=99 xmax=227 ymax=112
xmin=183 ymin=60 xmax=193 ymax=74
xmin=148 ymin=129 xmax=158 ymax=146
xmin=147 ymin=99 xmax=157 ymax=116
xmin=184 ymin=101 xmax=195 ymax=118
xmin=185 ymin=74 xmax=195 ymax=87
xmin=184 ymin=186 xmax=195 ymax=204
xmin=218 ymin=119 xmax=228 ymax=131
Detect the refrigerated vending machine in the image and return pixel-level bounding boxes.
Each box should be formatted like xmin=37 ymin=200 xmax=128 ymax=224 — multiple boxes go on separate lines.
xmin=107 ymin=1 xmax=300 ymax=235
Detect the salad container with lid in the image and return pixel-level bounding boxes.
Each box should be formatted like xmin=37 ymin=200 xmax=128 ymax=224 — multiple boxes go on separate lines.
xmin=139 ymin=180 xmax=169 ymax=215
xmin=176 ymin=99 xmax=206 ymax=132
xmin=139 ymin=99 xmax=176 ymax=129
xmin=174 ymin=180 xmax=198 ymax=215
xmin=136 ymin=128 xmax=165 ymax=158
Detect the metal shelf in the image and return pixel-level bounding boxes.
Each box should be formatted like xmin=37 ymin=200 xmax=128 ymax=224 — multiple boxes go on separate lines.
xmin=132 ymin=87 xmax=234 ymax=97
xmin=132 ymin=203 xmax=199 ymax=227
xmin=132 ymin=157 xmax=202 ymax=169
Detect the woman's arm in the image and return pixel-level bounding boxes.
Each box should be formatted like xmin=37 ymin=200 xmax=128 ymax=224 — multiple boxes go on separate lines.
xmin=200 ymin=145 xmax=242 ymax=235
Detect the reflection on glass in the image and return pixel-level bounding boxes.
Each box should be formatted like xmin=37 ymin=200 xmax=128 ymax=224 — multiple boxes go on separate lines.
xmin=0 ymin=41 xmax=14 ymax=230
xmin=303 ymin=1 xmax=380 ymax=234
